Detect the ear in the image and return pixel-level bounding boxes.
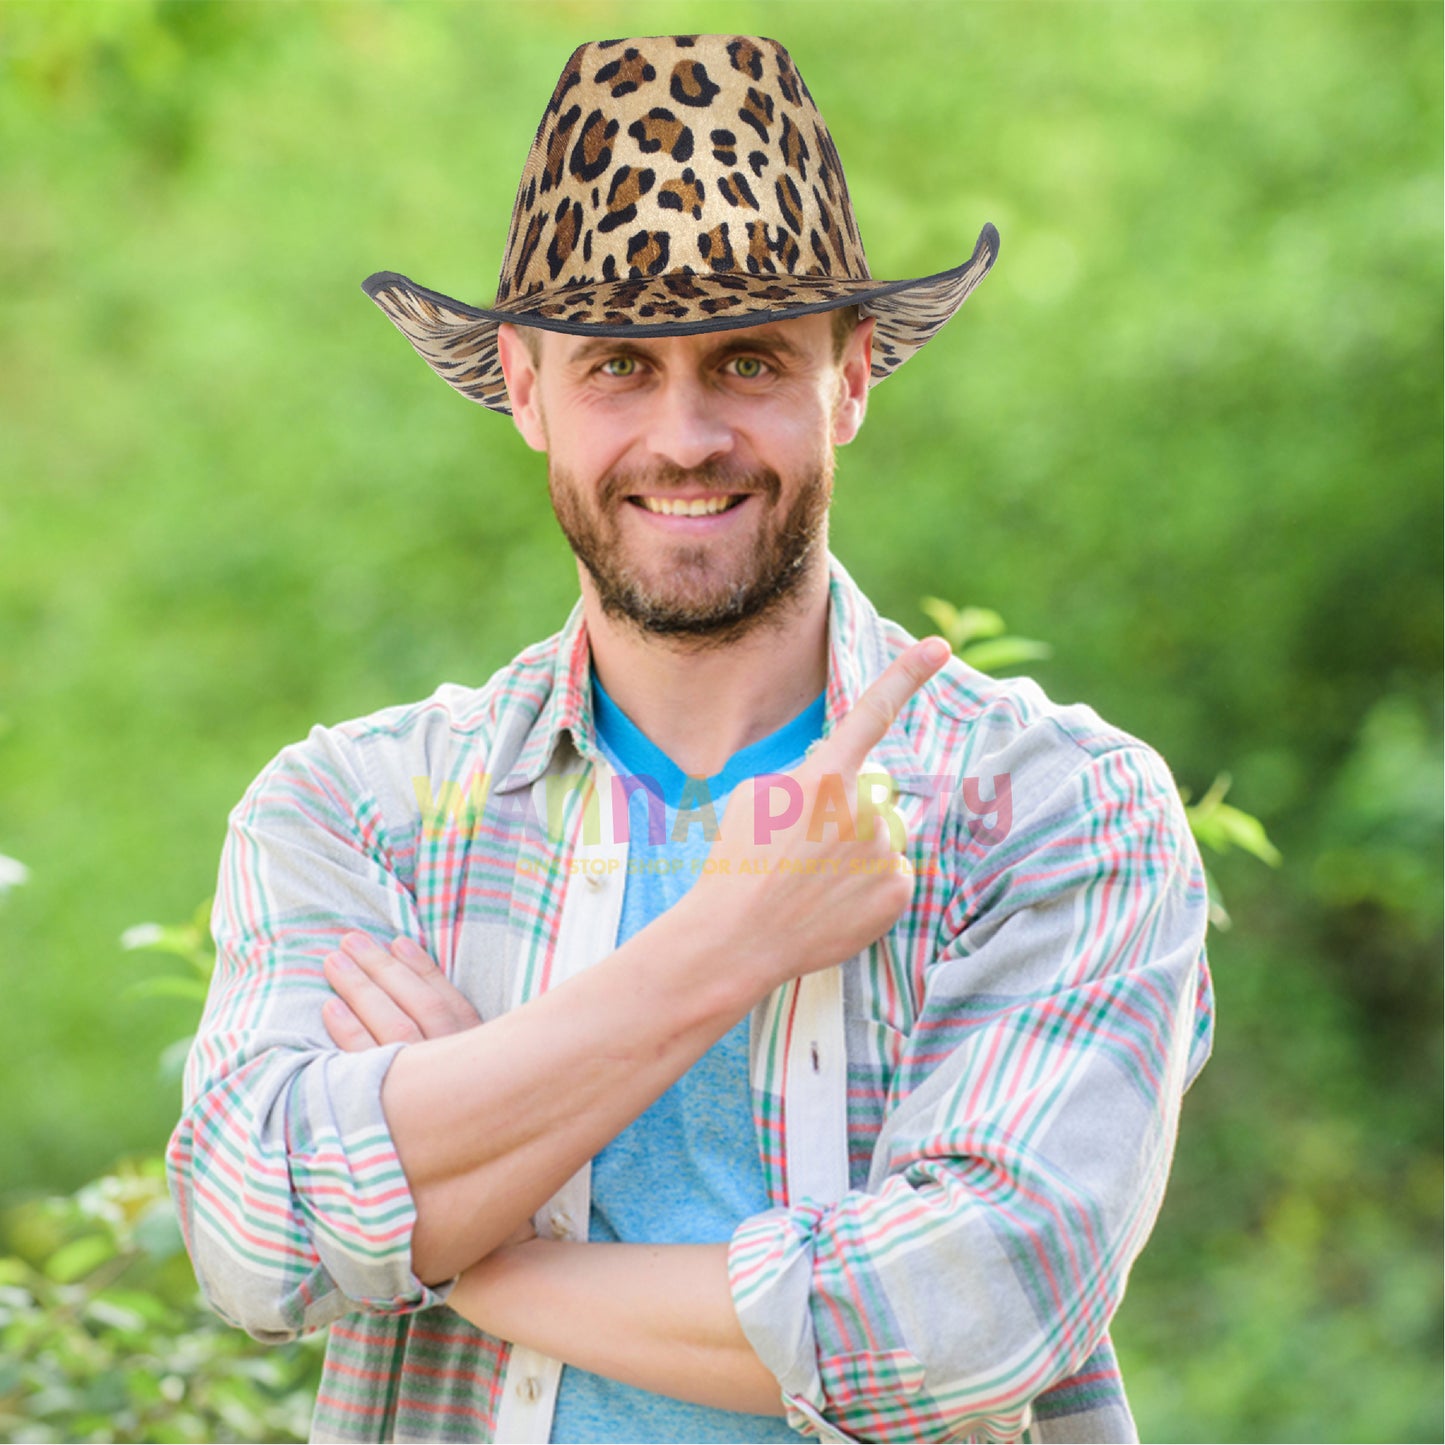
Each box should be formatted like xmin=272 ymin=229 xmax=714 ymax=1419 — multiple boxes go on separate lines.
xmin=831 ymin=314 xmax=875 ymax=447
xmin=496 ymin=324 xmax=548 ymax=452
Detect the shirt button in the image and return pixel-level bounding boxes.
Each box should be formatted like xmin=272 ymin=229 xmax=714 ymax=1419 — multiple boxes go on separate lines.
xmin=517 ymin=1375 xmax=542 ymax=1403
xmin=550 ymin=1209 xmax=574 ymax=1240
xmin=584 ymin=870 xmax=605 ymax=891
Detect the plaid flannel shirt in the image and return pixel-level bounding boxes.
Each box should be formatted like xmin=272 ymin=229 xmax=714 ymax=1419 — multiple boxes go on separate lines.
xmin=167 ymin=553 xmax=1213 ymax=1443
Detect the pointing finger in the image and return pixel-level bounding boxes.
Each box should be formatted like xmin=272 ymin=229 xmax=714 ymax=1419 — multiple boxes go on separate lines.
xmin=811 ymin=637 xmax=950 ymax=776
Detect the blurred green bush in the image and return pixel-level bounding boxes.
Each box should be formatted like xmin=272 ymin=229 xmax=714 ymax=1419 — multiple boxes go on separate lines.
xmin=0 ymin=1159 xmax=322 ymax=1444
xmin=0 ymin=907 xmax=323 ymax=1444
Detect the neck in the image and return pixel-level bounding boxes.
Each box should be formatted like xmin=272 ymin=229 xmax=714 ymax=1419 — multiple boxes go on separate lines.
xmin=581 ymin=556 xmax=831 ymax=778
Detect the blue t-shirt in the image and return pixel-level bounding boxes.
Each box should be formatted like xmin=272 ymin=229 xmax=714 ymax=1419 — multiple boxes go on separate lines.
xmin=549 ymin=672 xmax=822 ymax=1444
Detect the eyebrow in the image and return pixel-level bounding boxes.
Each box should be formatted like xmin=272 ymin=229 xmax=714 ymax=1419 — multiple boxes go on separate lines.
xmin=563 ymin=330 xmax=806 ymax=367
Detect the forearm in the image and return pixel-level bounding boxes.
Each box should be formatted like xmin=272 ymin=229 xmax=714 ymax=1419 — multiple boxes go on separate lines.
xmin=352 ymin=642 xmax=949 ymax=1286
xmin=448 ymin=1239 xmax=784 ymax=1416
xmin=382 ymin=900 xmax=764 ymax=1284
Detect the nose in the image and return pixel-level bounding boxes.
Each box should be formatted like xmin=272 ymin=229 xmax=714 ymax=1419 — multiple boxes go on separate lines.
xmin=643 ymin=374 xmax=735 ymax=472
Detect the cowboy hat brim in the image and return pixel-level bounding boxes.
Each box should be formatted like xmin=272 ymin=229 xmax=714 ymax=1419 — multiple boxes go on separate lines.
xmin=362 ymin=223 xmax=999 ymax=416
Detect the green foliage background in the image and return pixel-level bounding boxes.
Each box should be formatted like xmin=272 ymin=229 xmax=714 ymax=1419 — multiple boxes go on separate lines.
xmin=0 ymin=2 xmax=1439 ymax=1440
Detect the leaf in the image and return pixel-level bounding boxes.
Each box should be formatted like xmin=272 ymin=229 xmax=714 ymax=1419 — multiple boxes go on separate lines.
xmin=93 ymin=1286 xmax=176 ymax=1326
xmin=158 ymin=1033 xmax=195 ymax=1084
xmin=27 ymin=1381 xmax=83 ymax=1419
xmin=133 ymin=1202 xmax=184 ymax=1261
xmin=1205 ymin=869 xmax=1233 ymax=931
xmin=918 ymin=596 xmax=961 ymax=640
xmin=44 ymin=1234 xmax=117 ymax=1284
xmin=920 ymin=598 xmax=1008 ymax=651
xmin=1212 ymin=803 xmax=1284 ymax=867
xmin=78 ymin=1369 xmax=129 ymax=1412
xmin=1186 ymin=772 xmax=1282 ymax=866
xmin=959 ymin=636 xmax=1053 ymax=674
xmin=121 ymin=923 xmax=202 ymax=961
xmin=83 ymin=1296 xmax=148 ymax=1334
xmin=951 ymin=606 xmax=1007 ymax=647
xmin=190 ymin=895 xmax=215 ymax=935
xmin=0 ymin=1257 xmax=33 ymax=1287
xmin=124 ymin=976 xmax=211 ymax=1004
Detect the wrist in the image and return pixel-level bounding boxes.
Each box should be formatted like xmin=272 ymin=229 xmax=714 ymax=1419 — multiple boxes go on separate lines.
xmin=656 ymin=888 xmax=783 ymax=1010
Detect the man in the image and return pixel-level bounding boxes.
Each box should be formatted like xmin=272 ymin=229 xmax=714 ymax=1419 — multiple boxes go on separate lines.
xmin=167 ymin=34 xmax=1214 ymax=1445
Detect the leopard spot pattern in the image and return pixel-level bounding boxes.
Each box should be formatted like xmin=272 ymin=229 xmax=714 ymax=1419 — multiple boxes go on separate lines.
xmin=365 ymin=36 xmax=996 ymax=413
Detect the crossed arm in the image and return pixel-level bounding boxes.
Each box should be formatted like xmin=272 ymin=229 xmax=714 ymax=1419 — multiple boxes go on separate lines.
xmin=171 ymin=635 xmax=1213 ymax=1438
xmin=339 ymin=917 xmax=790 ymax=1409
xmin=301 ymin=638 xmax=954 ymax=1413
xmin=321 ymin=926 xmax=785 ymax=1413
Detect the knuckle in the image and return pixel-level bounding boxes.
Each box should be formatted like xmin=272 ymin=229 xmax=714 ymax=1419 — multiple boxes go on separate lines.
xmin=861 ymin=691 xmax=895 ymax=730
xmin=345 ymin=1024 xmax=376 ymax=1053
xmin=350 ymin=939 xmax=388 ymax=968
xmin=896 ymin=656 xmax=925 ymax=687
xmin=325 ymin=1007 xmax=371 ymax=1053
xmin=414 ymin=999 xmax=453 ymax=1035
xmin=448 ymin=1000 xmax=480 ymax=1029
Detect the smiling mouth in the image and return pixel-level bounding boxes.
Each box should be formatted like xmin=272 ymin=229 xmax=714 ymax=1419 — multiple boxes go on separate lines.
xmin=629 ymin=494 xmax=748 ymax=517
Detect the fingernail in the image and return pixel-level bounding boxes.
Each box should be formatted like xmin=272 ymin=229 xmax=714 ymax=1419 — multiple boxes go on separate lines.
xmin=923 ymin=636 xmax=950 ymax=664
xmin=328 ymin=951 xmax=357 ymax=972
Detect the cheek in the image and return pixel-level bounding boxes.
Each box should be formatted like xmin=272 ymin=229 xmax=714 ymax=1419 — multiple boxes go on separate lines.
xmin=751 ymin=391 xmax=834 ymax=462
xmin=538 ymin=385 xmax=625 ymax=466
xmin=548 ymin=384 xmax=648 ymax=457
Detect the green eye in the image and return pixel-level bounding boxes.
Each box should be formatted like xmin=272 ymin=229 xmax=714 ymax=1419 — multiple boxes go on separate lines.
xmin=732 ymin=356 xmax=764 ymax=379
xmin=602 ymin=356 xmax=637 ymax=376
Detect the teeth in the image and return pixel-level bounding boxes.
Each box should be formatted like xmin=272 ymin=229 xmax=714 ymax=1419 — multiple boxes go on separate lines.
xmin=638 ymin=495 xmax=739 ymax=516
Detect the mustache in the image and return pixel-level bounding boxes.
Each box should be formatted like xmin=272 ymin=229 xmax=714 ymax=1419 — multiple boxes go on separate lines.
xmin=601 ymin=462 xmax=782 ymax=507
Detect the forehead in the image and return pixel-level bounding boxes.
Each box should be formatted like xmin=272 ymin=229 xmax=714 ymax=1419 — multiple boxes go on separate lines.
xmin=539 ymin=312 xmax=835 ymax=366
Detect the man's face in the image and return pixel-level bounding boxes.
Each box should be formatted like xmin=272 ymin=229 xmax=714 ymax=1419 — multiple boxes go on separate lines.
xmin=498 ymin=312 xmax=873 ymax=644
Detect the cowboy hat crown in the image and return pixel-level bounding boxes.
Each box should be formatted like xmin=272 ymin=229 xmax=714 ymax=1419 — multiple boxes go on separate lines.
xmin=364 ymin=34 xmax=998 ymax=414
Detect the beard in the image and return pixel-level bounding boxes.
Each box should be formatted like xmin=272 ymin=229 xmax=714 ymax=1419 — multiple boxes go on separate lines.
xmin=548 ymin=455 xmax=832 ymax=646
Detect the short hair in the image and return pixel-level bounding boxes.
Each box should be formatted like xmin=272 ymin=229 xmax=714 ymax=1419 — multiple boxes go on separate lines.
xmin=515 ymin=304 xmax=861 ymax=367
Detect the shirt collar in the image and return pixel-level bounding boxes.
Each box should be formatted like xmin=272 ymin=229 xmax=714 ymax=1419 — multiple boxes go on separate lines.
xmin=496 ymin=552 xmax=932 ymax=795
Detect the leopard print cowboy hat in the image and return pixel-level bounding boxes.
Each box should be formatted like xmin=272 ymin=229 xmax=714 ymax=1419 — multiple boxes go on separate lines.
xmin=363 ymin=34 xmax=999 ymax=416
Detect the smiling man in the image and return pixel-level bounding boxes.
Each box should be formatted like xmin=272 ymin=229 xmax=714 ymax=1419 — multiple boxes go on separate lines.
xmin=168 ymin=34 xmax=1214 ymax=1445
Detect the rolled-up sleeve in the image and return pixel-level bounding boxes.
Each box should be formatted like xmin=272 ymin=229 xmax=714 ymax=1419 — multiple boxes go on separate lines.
xmin=729 ymin=742 xmax=1215 ymax=1443
xmin=166 ymin=725 xmax=451 ymax=1342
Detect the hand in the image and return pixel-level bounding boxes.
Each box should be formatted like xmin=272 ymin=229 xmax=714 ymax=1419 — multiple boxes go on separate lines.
xmin=322 ymin=933 xmax=481 ymax=1050
xmin=682 ymin=636 xmax=951 ymax=990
